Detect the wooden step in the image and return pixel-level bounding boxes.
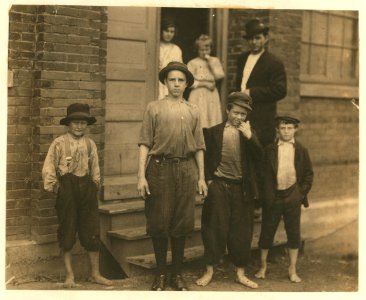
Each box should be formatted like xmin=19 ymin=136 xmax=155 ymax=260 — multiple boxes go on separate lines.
xmin=103 ymin=175 xmax=138 ymax=201
xmin=126 ymin=245 xmax=204 ymax=269
xmin=99 ymin=196 xmax=204 ymax=233
xmin=108 ymin=220 xmax=201 ymax=241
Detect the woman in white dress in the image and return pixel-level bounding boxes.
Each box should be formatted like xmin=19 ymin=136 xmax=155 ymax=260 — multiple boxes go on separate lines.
xmin=159 ymin=17 xmax=183 ymax=100
xmin=187 ymin=35 xmax=225 ymax=128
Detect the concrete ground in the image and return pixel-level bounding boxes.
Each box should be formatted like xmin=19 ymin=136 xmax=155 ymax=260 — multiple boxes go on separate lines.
xmin=5 ymin=220 xmax=359 ymax=293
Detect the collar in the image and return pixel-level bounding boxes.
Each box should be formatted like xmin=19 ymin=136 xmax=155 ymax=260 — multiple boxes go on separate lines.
xmin=277 ymin=138 xmax=295 ymax=146
xmin=67 ymin=132 xmax=84 ymax=141
xmin=225 ymin=121 xmax=237 ymax=128
xmin=249 ymin=49 xmax=265 ymax=58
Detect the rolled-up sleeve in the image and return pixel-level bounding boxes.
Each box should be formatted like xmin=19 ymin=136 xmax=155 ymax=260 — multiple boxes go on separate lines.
xmin=42 ymin=140 xmax=60 ymax=192
xmin=138 ymin=102 xmax=154 ymax=149
xmin=89 ymin=139 xmax=101 ymax=188
xmin=192 ymin=105 xmax=206 ymax=151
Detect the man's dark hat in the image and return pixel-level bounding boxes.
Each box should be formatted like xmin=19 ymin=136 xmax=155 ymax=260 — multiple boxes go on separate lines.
xmin=60 ymin=103 xmax=96 ymax=125
xmin=275 ymin=113 xmax=300 ymax=124
xmin=227 ymin=92 xmax=253 ymax=111
xmin=159 ymin=61 xmax=194 ymax=88
xmin=243 ymin=18 xmax=269 ymax=39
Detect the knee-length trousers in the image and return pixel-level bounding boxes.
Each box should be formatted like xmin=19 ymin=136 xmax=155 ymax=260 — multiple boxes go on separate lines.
xmin=259 ymin=183 xmax=302 ymax=249
xmin=201 ymin=178 xmax=255 ymax=267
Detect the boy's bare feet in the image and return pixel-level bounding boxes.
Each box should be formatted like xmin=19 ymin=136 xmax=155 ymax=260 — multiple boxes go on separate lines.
xmin=89 ymin=275 xmax=114 ymax=286
xmin=289 ymin=273 xmax=301 ymax=283
xmin=254 ymin=267 xmax=266 ymax=279
xmin=196 ymin=271 xmax=213 ymax=286
xmin=62 ymin=276 xmax=81 ymax=288
xmin=236 ymin=268 xmax=258 ymax=289
xmin=196 ymin=265 xmax=214 ymax=286
xmin=288 ymin=267 xmax=301 ymax=283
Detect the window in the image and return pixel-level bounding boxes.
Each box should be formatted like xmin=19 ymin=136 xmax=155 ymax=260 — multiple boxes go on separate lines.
xmin=301 ymin=11 xmax=358 ymax=87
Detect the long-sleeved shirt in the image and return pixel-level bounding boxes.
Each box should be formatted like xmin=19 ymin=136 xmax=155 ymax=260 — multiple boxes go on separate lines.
xmin=42 ymin=133 xmax=100 ymax=192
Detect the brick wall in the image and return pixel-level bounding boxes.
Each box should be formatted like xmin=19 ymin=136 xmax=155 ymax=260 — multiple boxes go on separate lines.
xmin=7 ymin=5 xmax=107 ymax=243
xmin=7 ymin=6 xmax=37 ymax=240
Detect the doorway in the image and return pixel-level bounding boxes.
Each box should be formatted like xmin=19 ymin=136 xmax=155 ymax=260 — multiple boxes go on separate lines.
xmin=161 ymin=8 xmax=211 ymax=64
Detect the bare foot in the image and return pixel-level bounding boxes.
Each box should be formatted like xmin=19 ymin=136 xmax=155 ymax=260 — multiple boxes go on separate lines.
xmin=196 ymin=270 xmax=214 ymax=287
xmin=89 ymin=275 xmax=114 ymax=286
xmin=236 ymin=273 xmax=258 ymax=289
xmin=288 ymin=266 xmax=301 ymax=283
xmin=62 ymin=276 xmax=81 ymax=288
xmin=255 ymin=267 xmax=266 ymax=279
xmin=289 ymin=272 xmax=302 ymax=283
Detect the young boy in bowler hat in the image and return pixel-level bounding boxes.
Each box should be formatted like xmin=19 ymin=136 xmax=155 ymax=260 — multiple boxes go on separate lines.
xmin=42 ymin=103 xmax=113 ymax=288
xmin=255 ymin=114 xmax=313 ymax=283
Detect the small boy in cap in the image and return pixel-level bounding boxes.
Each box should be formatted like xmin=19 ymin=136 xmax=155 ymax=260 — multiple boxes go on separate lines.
xmin=196 ymin=91 xmax=263 ymax=288
xmin=255 ymin=113 xmax=313 ymax=283
xmin=42 ymin=103 xmax=113 ymax=288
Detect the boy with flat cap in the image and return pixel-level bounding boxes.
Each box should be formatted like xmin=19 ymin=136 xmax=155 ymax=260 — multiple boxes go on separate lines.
xmin=42 ymin=103 xmax=113 ymax=288
xmin=255 ymin=114 xmax=313 ymax=283
xmin=137 ymin=61 xmax=207 ymax=291
xmin=196 ymin=92 xmax=263 ymax=289
xmin=236 ymin=18 xmax=287 ymax=147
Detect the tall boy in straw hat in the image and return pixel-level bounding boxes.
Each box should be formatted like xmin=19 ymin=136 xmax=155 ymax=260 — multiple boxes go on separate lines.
xmin=42 ymin=103 xmax=113 ymax=288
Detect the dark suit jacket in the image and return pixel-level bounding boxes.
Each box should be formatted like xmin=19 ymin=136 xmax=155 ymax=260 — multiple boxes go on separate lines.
xmin=203 ymin=122 xmax=264 ymax=202
xmin=235 ymin=51 xmax=287 ymax=146
xmin=262 ymin=140 xmax=314 ymax=207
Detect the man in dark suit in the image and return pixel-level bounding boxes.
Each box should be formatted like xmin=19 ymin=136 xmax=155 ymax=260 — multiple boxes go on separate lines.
xmin=196 ymin=92 xmax=263 ymax=288
xmin=255 ymin=114 xmax=313 ymax=283
xmin=236 ymin=18 xmax=287 ymax=147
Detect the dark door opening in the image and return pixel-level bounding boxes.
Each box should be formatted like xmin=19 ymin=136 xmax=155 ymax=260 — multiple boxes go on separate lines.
xmin=161 ymin=8 xmax=211 ymax=64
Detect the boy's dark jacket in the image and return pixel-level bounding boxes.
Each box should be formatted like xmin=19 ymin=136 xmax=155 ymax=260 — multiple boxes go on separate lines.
xmin=263 ymin=140 xmax=314 ymax=207
xmin=203 ymin=122 xmax=264 ymax=202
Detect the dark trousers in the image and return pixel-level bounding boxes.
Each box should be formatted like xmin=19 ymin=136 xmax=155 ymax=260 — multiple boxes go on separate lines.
xmin=145 ymin=157 xmax=198 ymax=238
xmin=201 ymin=178 xmax=255 ymax=267
xmin=259 ymin=184 xmax=302 ymax=249
xmin=56 ymin=173 xmax=100 ymax=252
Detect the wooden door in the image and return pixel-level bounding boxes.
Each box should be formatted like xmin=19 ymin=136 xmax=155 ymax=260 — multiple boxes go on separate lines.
xmin=104 ymin=7 xmax=159 ymax=201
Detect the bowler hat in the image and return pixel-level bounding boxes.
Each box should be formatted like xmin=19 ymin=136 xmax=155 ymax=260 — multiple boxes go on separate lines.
xmin=60 ymin=103 xmax=96 ymax=125
xmin=275 ymin=113 xmax=300 ymax=124
xmin=227 ymin=92 xmax=253 ymax=111
xmin=159 ymin=61 xmax=194 ymax=88
xmin=243 ymin=18 xmax=269 ymax=39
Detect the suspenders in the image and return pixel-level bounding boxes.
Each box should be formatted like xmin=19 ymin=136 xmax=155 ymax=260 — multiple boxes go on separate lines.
xmin=64 ymin=134 xmax=92 ymax=174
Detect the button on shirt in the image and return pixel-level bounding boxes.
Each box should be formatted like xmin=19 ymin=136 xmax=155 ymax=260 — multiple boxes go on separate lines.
xmin=277 ymin=138 xmax=296 ymax=190
xmin=240 ymin=49 xmax=265 ymax=92
xmin=138 ymin=98 xmax=205 ymax=157
xmin=42 ymin=133 xmax=100 ymax=192
xmin=214 ymin=123 xmax=242 ymax=180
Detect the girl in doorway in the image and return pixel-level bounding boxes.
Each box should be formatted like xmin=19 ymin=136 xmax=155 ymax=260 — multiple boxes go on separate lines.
xmin=187 ymin=34 xmax=225 ymax=128
xmin=159 ymin=17 xmax=183 ymax=100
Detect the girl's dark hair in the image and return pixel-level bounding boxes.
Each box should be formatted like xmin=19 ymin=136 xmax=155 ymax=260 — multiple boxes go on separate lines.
xmin=161 ymin=16 xmax=177 ymax=31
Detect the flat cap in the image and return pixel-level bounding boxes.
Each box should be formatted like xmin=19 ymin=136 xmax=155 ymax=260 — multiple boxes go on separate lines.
xmin=227 ymin=91 xmax=253 ymax=111
xmin=275 ymin=113 xmax=300 ymax=124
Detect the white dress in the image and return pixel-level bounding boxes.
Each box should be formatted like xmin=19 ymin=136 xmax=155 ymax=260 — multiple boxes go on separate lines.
xmin=159 ymin=42 xmax=183 ymax=100
xmin=187 ymin=56 xmax=224 ymax=128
